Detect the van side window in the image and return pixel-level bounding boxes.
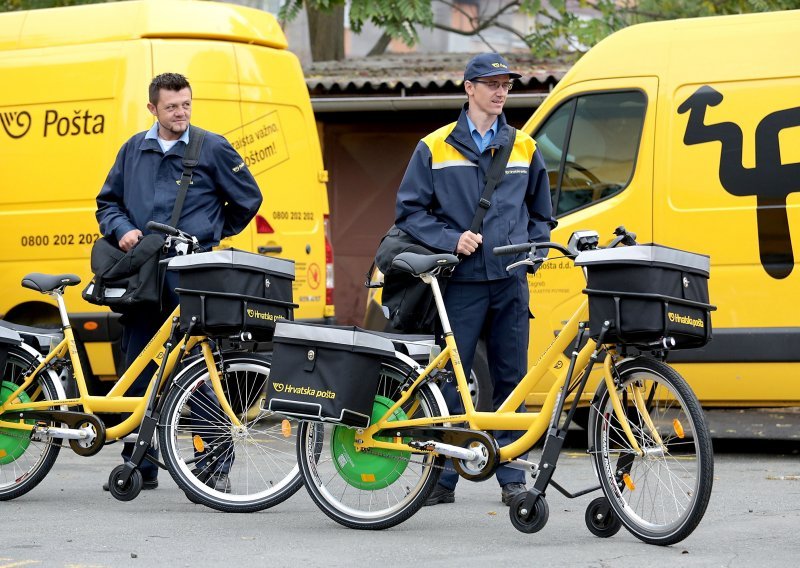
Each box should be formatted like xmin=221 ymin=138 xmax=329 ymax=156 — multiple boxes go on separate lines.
xmin=534 ymin=91 xmax=646 ymax=217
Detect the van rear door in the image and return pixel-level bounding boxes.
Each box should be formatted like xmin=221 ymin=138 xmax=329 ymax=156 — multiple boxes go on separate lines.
xmin=235 ymin=44 xmax=331 ymax=322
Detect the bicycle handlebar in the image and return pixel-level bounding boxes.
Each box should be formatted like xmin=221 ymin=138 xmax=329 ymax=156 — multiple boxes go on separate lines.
xmin=146 ymin=221 xmax=180 ymax=236
xmin=492 ymin=241 xmax=574 ymax=258
xmin=493 ymin=243 xmax=534 ymax=256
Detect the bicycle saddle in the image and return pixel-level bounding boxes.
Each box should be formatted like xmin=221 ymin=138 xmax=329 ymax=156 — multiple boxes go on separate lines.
xmin=391 ymin=252 xmax=459 ymax=276
xmin=21 ymin=272 xmax=82 ymax=293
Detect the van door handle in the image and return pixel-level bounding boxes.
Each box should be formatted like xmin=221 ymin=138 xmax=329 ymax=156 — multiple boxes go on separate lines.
xmin=258 ymin=246 xmax=283 ymax=254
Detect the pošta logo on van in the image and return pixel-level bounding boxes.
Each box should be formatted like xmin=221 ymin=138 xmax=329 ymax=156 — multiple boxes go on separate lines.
xmin=678 ymin=85 xmax=800 ymax=280
xmin=270 ymin=382 xmax=336 ymax=399
xmin=668 ymin=311 xmax=704 ymax=328
xmin=246 ymin=308 xmax=285 ymax=322
xmin=0 ymin=109 xmax=105 ymax=139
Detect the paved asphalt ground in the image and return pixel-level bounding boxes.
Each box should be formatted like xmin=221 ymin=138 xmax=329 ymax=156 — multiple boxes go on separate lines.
xmin=1 ymin=424 xmax=798 ymax=568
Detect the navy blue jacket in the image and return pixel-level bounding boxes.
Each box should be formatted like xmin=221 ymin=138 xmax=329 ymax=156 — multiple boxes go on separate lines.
xmin=97 ymin=125 xmax=262 ymax=249
xmin=395 ymin=106 xmax=555 ymax=281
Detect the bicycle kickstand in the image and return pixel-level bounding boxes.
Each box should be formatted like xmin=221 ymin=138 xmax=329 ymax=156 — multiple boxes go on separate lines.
xmin=107 ymin=319 xmax=180 ymax=501
xmin=512 ymin=323 xmax=611 ymax=532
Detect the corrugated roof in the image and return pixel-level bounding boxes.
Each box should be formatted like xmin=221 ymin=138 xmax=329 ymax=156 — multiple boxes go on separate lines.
xmin=305 ymin=52 xmax=569 ymax=96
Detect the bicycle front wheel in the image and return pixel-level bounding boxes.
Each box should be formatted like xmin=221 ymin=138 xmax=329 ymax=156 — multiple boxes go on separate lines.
xmin=588 ymin=356 xmax=713 ymax=545
xmin=297 ymin=361 xmax=444 ymax=530
xmin=158 ymin=352 xmax=302 ymax=512
xmin=0 ymin=345 xmax=61 ymax=500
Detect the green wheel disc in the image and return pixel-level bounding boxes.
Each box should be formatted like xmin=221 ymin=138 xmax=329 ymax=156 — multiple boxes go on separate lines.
xmin=331 ymin=395 xmax=411 ymax=490
xmin=0 ymin=380 xmax=33 ymax=465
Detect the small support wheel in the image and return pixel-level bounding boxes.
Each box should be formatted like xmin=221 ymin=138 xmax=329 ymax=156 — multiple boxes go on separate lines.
xmin=108 ymin=465 xmax=143 ymax=502
xmin=509 ymin=492 xmax=549 ymax=534
xmin=585 ymin=496 xmax=622 ymax=538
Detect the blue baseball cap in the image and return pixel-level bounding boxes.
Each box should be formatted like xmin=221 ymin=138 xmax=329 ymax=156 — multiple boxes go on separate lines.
xmin=464 ymin=53 xmax=521 ymax=82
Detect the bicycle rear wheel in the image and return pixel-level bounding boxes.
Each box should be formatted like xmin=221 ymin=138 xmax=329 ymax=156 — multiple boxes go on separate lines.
xmin=0 ymin=345 xmax=61 ymax=500
xmin=588 ymin=356 xmax=713 ymax=545
xmin=297 ymin=361 xmax=444 ymax=530
xmin=158 ymin=352 xmax=302 ymax=512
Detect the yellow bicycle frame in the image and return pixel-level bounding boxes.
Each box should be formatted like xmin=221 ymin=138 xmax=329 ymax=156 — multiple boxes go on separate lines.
xmin=0 ymin=305 xmax=242 ymax=440
xmin=356 ymin=297 xmax=652 ymax=462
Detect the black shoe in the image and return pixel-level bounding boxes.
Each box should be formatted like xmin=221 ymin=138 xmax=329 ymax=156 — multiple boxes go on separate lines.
xmin=208 ymin=472 xmax=231 ymax=493
xmin=423 ymin=484 xmax=455 ymax=506
xmin=102 ymin=477 xmax=158 ymax=491
xmin=501 ymin=482 xmax=527 ymax=506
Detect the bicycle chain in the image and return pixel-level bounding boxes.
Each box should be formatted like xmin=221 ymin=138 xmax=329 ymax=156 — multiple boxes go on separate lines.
xmin=359 ymin=447 xmax=447 ymax=471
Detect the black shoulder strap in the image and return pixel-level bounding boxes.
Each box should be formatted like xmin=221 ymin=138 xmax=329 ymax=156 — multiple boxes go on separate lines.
xmin=469 ymin=125 xmax=516 ymax=234
xmin=170 ymin=126 xmax=207 ymax=228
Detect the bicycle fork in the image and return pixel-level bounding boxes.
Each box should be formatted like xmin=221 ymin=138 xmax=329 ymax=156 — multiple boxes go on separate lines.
xmin=516 ymin=321 xmax=665 ymax=524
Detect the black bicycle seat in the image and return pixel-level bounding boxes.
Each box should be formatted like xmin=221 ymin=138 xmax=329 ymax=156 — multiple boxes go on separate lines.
xmin=391 ymin=252 xmax=459 ymax=276
xmin=21 ymin=273 xmax=82 ymax=293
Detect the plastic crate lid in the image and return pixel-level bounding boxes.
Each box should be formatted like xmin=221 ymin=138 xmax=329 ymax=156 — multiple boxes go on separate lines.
xmin=575 ymin=244 xmax=710 ymax=276
xmin=167 ymin=248 xmax=295 ymax=279
xmin=273 ymin=321 xmax=396 ymax=357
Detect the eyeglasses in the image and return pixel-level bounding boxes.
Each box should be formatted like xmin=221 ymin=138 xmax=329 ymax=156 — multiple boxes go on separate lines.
xmin=471 ymin=80 xmax=514 ymax=91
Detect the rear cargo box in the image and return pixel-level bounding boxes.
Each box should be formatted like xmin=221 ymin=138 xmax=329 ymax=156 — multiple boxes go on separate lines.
xmin=267 ymin=321 xmax=396 ymax=428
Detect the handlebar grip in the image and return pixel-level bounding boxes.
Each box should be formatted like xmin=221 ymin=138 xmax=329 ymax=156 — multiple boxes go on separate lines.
xmin=493 ymin=243 xmax=534 ymax=256
xmin=146 ymin=221 xmax=179 ymax=236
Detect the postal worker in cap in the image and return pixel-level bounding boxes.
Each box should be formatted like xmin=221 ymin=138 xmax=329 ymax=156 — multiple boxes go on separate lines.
xmin=394 ymin=53 xmax=555 ymax=506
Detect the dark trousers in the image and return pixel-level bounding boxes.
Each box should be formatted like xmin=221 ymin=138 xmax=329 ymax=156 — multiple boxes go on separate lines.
xmin=119 ymin=308 xmax=168 ymax=480
xmin=436 ymin=273 xmax=530 ymax=490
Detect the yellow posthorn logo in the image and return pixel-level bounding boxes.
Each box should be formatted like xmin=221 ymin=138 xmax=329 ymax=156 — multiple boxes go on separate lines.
xmin=668 ymin=312 xmax=704 ymax=328
xmin=272 ymin=382 xmax=285 ymax=392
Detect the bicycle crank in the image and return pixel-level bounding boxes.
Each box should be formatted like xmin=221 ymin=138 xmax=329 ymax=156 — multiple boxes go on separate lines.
xmin=380 ymin=426 xmax=500 ymax=481
xmin=15 ymin=410 xmax=106 ymax=456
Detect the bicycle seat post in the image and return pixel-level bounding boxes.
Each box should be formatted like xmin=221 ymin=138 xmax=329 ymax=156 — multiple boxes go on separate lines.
xmin=49 ymin=288 xmax=71 ymax=330
xmin=421 ymin=272 xmax=451 ymax=334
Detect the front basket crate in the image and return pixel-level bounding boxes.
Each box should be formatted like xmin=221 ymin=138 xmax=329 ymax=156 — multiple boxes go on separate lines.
xmin=266 ymin=321 xmax=396 ymax=428
xmin=167 ymin=249 xmax=297 ymax=340
xmin=575 ymin=244 xmax=715 ymax=349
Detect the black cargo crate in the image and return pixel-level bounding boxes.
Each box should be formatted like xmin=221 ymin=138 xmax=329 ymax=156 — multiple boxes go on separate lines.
xmin=575 ymin=244 xmax=715 ymax=349
xmin=167 ymin=249 xmax=297 ymax=340
xmin=267 ymin=321 xmax=396 ymax=428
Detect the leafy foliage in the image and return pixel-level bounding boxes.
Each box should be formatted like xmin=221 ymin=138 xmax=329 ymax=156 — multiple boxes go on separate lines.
xmin=280 ymin=0 xmax=800 ymax=58
xmin=0 ymin=0 xmax=112 ymax=10
xmin=280 ymin=0 xmax=434 ymax=46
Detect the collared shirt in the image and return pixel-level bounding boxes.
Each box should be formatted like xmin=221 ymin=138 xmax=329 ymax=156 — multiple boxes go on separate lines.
xmin=465 ymin=114 xmax=497 ymax=154
xmin=144 ymin=122 xmax=190 ymax=153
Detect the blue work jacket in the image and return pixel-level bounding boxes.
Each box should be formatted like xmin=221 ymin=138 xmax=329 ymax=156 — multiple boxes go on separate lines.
xmin=395 ymin=106 xmax=555 ymax=281
xmin=96 ymin=125 xmax=262 ymax=249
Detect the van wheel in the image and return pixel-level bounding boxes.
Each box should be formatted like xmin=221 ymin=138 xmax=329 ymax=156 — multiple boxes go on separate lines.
xmin=469 ymin=340 xmax=492 ymax=411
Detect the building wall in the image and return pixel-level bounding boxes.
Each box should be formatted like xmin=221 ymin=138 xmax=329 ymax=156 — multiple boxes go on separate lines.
xmin=320 ymin=107 xmax=536 ymax=325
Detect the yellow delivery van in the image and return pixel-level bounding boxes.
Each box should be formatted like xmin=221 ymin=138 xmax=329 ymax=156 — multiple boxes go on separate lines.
xmin=363 ymin=10 xmax=800 ymax=412
xmin=0 ymin=0 xmax=334 ymax=388
xmin=523 ymin=9 xmax=800 ymax=408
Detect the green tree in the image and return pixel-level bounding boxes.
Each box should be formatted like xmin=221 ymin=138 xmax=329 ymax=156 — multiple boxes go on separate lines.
xmin=0 ymin=0 xmax=111 ymax=10
xmin=280 ymin=0 xmax=800 ymax=58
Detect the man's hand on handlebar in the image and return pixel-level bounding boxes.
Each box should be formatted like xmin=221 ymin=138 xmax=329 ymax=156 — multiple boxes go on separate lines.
xmin=145 ymin=221 xmax=201 ymax=255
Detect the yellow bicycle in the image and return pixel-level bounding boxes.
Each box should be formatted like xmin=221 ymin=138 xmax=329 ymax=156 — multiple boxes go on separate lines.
xmin=295 ymin=228 xmax=715 ymax=545
xmin=0 ymin=222 xmax=301 ymax=512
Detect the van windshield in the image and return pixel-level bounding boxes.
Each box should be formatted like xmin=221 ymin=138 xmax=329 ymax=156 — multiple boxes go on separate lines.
xmin=534 ymin=91 xmax=647 ymax=217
